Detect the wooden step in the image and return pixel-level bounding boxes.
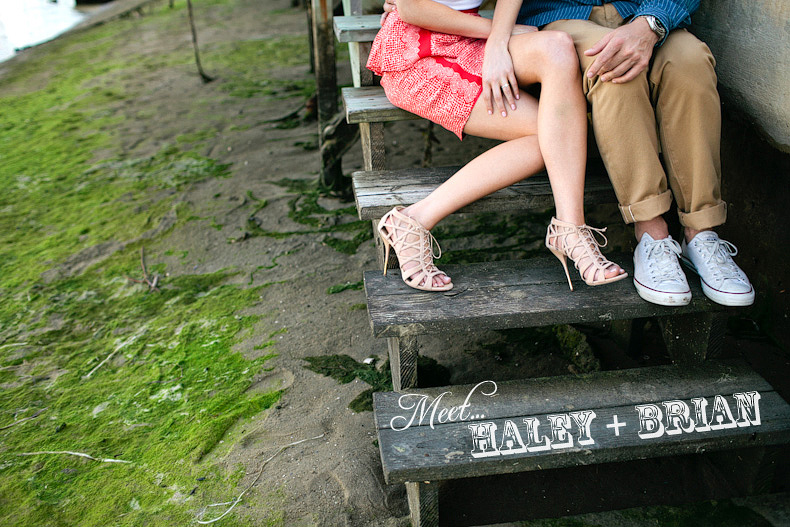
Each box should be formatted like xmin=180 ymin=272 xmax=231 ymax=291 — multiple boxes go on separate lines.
xmin=334 ymin=11 xmax=494 ymax=43
xmin=353 ymin=160 xmax=616 ymax=220
xmin=364 ymin=255 xmax=723 ymax=339
xmin=373 ymin=360 xmax=790 ymax=485
xmin=342 ymin=86 xmax=418 ymax=124
xmin=334 ymin=14 xmax=381 ymax=43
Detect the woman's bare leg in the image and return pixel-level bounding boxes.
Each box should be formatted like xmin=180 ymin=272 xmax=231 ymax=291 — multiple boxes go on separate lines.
xmin=391 ymin=31 xmax=623 ymax=287
xmin=405 ymin=92 xmax=543 ymax=229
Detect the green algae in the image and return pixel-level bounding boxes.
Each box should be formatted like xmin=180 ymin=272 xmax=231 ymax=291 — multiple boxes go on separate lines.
xmin=303 ymin=355 xmax=451 ymax=411
xmin=0 ymin=2 xmax=295 ymax=524
xmin=176 ymin=130 xmax=218 ymax=144
xmin=326 ymin=281 xmax=363 ymax=294
xmin=432 ymin=210 xmax=552 ymax=265
xmin=0 ymin=255 xmax=282 ymax=525
xmin=303 ymin=355 xmax=391 ymax=412
xmin=239 ymin=179 xmax=372 ymax=254
xmin=478 ymin=325 xmax=599 ymax=373
xmin=202 ymin=37 xmax=314 ymax=99
xmin=0 ymin=2 xmax=232 ymax=296
xmin=553 ymin=325 xmax=600 ymax=373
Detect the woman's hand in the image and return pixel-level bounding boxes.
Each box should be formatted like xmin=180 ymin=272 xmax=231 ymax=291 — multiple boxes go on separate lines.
xmin=381 ymin=0 xmax=396 ymax=26
xmin=481 ymin=41 xmax=519 ymax=117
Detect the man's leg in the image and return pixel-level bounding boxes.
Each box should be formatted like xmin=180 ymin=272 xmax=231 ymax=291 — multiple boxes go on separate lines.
xmin=546 ymin=12 xmax=674 ymax=229
xmin=649 ymin=29 xmax=753 ymax=306
xmin=650 ymin=29 xmax=726 ymax=235
xmin=546 ymin=8 xmax=752 ymax=307
xmin=546 ymin=9 xmax=692 ymax=306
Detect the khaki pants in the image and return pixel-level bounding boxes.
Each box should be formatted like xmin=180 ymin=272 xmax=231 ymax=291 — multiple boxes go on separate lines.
xmin=546 ymin=5 xmax=726 ymax=230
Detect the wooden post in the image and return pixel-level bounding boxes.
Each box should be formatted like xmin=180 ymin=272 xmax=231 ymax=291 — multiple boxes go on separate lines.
xmin=406 ymin=481 xmax=440 ymax=527
xmin=387 ymin=336 xmax=419 ymax=390
xmin=310 ymin=0 xmax=343 ymax=188
xmin=658 ymin=311 xmax=726 ymax=365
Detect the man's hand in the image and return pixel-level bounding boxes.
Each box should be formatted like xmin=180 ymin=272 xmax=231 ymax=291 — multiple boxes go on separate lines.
xmin=381 ymin=0 xmax=396 ymax=26
xmin=584 ymin=17 xmax=659 ymax=83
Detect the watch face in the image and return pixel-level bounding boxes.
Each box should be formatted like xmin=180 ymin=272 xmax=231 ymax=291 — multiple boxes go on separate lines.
xmin=646 ymin=16 xmax=665 ymax=38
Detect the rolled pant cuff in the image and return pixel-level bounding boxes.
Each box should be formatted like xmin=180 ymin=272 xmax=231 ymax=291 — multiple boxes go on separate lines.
xmin=618 ymin=190 xmax=673 ymax=224
xmin=677 ymin=201 xmax=727 ymax=230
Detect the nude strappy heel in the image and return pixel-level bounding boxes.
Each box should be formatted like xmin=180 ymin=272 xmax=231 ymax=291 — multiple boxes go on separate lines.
xmin=377 ymin=207 xmax=453 ymax=292
xmin=545 ymin=217 xmax=628 ymax=291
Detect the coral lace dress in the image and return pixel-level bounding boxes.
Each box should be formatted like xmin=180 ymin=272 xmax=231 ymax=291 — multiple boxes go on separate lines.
xmin=366 ymin=0 xmax=486 ymax=139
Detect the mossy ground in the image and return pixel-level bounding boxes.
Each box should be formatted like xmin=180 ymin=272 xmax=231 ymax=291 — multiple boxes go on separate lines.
xmin=0 ymin=1 xmax=320 ymax=524
xmin=1 ymin=0 xmax=786 ymax=525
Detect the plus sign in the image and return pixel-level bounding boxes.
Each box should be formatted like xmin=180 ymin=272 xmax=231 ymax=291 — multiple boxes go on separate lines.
xmin=606 ymin=415 xmax=627 ymax=436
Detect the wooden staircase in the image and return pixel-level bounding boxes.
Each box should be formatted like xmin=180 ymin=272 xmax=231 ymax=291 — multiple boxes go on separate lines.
xmin=332 ymin=8 xmax=790 ymax=526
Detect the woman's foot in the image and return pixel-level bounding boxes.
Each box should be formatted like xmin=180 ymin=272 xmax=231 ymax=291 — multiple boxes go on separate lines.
xmin=545 ymin=217 xmax=627 ymax=290
xmin=377 ymin=207 xmax=452 ymax=291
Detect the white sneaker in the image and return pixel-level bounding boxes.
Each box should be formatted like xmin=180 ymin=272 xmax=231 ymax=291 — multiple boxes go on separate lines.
xmin=633 ymin=233 xmax=692 ymax=306
xmin=681 ymin=231 xmax=754 ymax=306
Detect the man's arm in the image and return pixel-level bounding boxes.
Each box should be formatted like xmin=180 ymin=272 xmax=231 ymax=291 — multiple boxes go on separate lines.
xmin=634 ymin=0 xmax=701 ymax=42
xmin=585 ymin=0 xmax=701 ymax=84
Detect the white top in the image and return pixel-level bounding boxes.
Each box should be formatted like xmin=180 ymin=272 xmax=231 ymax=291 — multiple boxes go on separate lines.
xmin=432 ymin=0 xmax=483 ymax=12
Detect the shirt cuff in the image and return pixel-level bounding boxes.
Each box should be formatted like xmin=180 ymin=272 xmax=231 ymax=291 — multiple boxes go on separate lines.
xmin=632 ymin=11 xmax=672 ymax=47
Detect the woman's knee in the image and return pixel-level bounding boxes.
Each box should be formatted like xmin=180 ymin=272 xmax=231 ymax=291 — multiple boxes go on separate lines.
xmin=533 ymin=30 xmax=580 ymax=75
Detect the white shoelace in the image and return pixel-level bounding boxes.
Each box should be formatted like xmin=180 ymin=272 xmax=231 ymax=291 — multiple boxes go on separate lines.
xmin=645 ymin=237 xmax=685 ymax=282
xmin=694 ymin=238 xmax=743 ymax=283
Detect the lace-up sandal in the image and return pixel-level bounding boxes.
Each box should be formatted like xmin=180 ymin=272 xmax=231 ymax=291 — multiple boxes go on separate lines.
xmin=376 ymin=207 xmax=453 ymax=292
xmin=545 ymin=217 xmax=628 ymax=291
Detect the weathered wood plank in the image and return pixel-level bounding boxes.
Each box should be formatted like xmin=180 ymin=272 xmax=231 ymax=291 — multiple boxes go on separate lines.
xmin=334 ymin=11 xmax=495 ymax=43
xmin=373 ymin=362 xmax=790 ymax=484
xmin=334 ymin=14 xmax=381 ymax=43
xmin=353 ymin=161 xmax=616 ymax=220
xmin=378 ymin=393 xmax=790 ymax=483
xmin=364 ymin=256 xmax=725 ymax=338
xmin=343 ymin=86 xmax=420 ymax=124
xmin=373 ymin=361 xmax=771 ymax=426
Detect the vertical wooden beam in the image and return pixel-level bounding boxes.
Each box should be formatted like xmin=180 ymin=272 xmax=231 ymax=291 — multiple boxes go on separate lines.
xmin=310 ymin=0 xmax=337 ymax=122
xmin=658 ymin=311 xmax=726 ymax=365
xmin=310 ymin=0 xmax=343 ymax=188
xmin=305 ymin=3 xmax=316 ymax=73
xmin=406 ymin=481 xmax=440 ymax=527
xmin=360 ymin=122 xmax=386 ymax=171
xmin=387 ymin=336 xmax=419 ymax=390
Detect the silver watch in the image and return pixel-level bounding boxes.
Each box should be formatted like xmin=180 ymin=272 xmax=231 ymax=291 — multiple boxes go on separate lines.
xmin=638 ymin=15 xmax=667 ymax=41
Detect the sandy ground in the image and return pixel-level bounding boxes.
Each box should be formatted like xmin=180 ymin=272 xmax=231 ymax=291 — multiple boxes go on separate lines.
xmin=3 ymin=0 xmax=788 ymax=525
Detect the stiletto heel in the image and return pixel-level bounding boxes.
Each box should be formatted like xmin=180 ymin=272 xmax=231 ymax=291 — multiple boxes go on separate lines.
xmin=382 ymin=238 xmax=391 ymax=276
xmin=376 ymin=207 xmax=452 ymax=292
xmin=545 ymin=217 xmax=628 ymax=289
xmin=548 ymin=246 xmax=574 ymax=291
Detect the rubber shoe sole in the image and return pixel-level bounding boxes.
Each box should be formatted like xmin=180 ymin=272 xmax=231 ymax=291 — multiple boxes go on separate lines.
xmin=681 ymin=257 xmax=755 ymax=307
xmin=633 ymin=277 xmax=692 ymax=306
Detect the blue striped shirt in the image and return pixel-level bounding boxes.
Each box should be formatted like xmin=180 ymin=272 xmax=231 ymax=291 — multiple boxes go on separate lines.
xmin=517 ymin=1 xmax=700 ymax=42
